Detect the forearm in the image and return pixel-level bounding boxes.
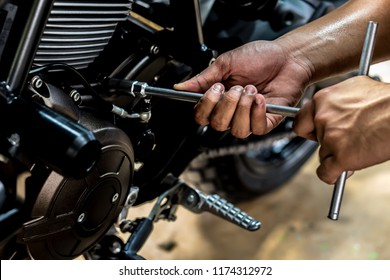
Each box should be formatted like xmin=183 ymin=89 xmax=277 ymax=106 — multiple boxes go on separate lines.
xmin=275 ymin=0 xmax=390 ymax=84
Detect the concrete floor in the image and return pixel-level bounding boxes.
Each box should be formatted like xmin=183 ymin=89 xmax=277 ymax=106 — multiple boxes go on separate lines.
xmin=125 ymin=62 xmax=390 ymax=260
xmin=128 ymin=155 xmax=390 ymax=260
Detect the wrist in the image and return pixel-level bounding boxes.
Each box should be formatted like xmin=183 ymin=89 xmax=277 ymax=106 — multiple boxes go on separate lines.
xmin=273 ymin=37 xmax=314 ymax=87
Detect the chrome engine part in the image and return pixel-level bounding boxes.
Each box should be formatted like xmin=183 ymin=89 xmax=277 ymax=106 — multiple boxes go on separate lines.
xmin=33 ymin=0 xmax=132 ymax=69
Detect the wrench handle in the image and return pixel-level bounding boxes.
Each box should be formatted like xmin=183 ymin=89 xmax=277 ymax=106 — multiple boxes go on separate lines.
xmin=328 ymin=21 xmax=378 ymax=220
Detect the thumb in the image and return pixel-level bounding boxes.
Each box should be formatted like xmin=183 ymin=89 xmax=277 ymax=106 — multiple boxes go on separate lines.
xmin=174 ymin=62 xmax=224 ymax=92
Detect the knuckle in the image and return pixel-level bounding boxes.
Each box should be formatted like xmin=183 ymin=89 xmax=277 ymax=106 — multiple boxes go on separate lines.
xmin=203 ymin=92 xmax=221 ymax=104
xmin=231 ymin=128 xmax=249 ymax=139
xmin=292 ymin=121 xmax=303 ymax=136
xmin=210 ymin=119 xmax=229 ymax=131
xmin=193 ymin=109 xmax=210 ymax=126
xmin=251 ymin=126 xmax=266 ymax=136
xmin=194 ymin=115 xmax=209 ymax=126
xmin=316 ymin=167 xmax=335 ymax=185
xmin=315 ymin=87 xmax=331 ymax=98
xmin=313 ymin=113 xmax=327 ymax=126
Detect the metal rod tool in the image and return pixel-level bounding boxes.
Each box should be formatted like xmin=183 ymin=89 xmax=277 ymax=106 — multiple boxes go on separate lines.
xmin=328 ymin=21 xmax=378 ymax=221
xmin=122 ymin=80 xmax=300 ymax=117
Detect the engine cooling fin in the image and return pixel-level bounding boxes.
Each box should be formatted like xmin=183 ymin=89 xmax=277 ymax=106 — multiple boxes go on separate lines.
xmin=33 ymin=0 xmax=132 ymax=70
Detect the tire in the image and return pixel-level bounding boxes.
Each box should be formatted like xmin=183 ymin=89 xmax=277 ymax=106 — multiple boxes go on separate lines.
xmin=218 ymin=135 xmax=318 ymax=201
xmin=183 ymin=128 xmax=318 ymax=202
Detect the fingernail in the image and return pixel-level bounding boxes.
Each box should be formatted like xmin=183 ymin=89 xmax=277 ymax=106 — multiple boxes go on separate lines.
xmin=212 ymin=83 xmax=224 ymax=93
xmin=229 ymin=86 xmax=244 ymax=97
xmin=244 ymin=86 xmax=256 ymax=95
xmin=231 ymin=85 xmax=244 ymax=92
xmin=255 ymin=95 xmax=263 ymax=105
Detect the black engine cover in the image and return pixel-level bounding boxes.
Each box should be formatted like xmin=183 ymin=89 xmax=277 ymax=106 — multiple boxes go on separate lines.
xmin=20 ymin=108 xmax=134 ymax=259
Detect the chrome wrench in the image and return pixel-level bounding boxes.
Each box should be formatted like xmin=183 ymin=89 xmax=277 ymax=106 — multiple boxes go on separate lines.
xmin=108 ymin=79 xmax=299 ymax=117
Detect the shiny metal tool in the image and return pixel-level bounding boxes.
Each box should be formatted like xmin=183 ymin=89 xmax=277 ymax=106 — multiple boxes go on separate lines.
xmin=109 ymin=79 xmax=300 ymax=118
xmin=328 ymin=21 xmax=378 ymax=221
xmin=144 ymin=84 xmax=300 ymax=117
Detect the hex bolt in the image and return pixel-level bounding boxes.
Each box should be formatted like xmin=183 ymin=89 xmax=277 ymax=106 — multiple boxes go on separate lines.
xmin=150 ymin=45 xmax=160 ymax=55
xmin=31 ymin=76 xmax=43 ymax=89
xmin=69 ymin=89 xmax=81 ymax=104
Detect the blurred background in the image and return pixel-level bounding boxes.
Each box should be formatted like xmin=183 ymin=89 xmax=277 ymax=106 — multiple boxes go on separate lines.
xmin=126 ymin=61 xmax=390 ymax=260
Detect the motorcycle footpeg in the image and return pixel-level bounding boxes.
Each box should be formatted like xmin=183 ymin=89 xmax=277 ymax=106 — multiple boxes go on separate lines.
xmin=160 ymin=174 xmax=261 ymax=231
xmin=187 ymin=191 xmax=261 ymax=231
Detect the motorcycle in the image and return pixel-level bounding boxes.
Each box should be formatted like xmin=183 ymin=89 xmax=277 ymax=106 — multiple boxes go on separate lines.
xmin=0 ymin=0 xmax=347 ymax=259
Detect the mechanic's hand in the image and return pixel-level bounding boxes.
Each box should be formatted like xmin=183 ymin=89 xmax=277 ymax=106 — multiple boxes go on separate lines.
xmin=293 ymin=76 xmax=390 ymax=184
xmin=174 ymin=40 xmax=312 ymax=138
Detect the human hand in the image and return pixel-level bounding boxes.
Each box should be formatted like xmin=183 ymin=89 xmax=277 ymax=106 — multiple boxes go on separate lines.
xmin=174 ymin=40 xmax=312 ymax=138
xmin=293 ymin=76 xmax=390 ymax=184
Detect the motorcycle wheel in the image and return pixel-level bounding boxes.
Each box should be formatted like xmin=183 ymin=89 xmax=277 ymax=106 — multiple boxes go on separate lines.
xmin=183 ymin=128 xmax=318 ymax=202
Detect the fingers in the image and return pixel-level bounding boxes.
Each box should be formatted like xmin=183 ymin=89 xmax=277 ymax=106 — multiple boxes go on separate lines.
xmin=292 ymin=100 xmax=318 ymax=142
xmin=211 ymin=85 xmax=245 ymax=132
xmin=174 ymin=73 xmax=212 ymax=93
xmin=316 ymin=154 xmax=354 ymax=184
xmin=250 ymin=94 xmax=268 ymax=135
xmin=316 ymin=148 xmax=343 ymax=184
xmin=294 ymin=102 xmax=350 ymax=185
xmin=230 ymin=85 xmax=259 ymax=138
xmin=194 ymin=83 xmax=225 ymax=126
xmin=194 ymin=83 xmax=245 ymax=131
xmin=194 ymin=84 xmax=268 ymax=138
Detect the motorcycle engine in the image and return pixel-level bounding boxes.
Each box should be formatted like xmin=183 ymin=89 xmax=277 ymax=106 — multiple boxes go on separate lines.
xmin=23 ymin=95 xmax=134 ymax=259
xmin=17 ymin=0 xmax=136 ymax=259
